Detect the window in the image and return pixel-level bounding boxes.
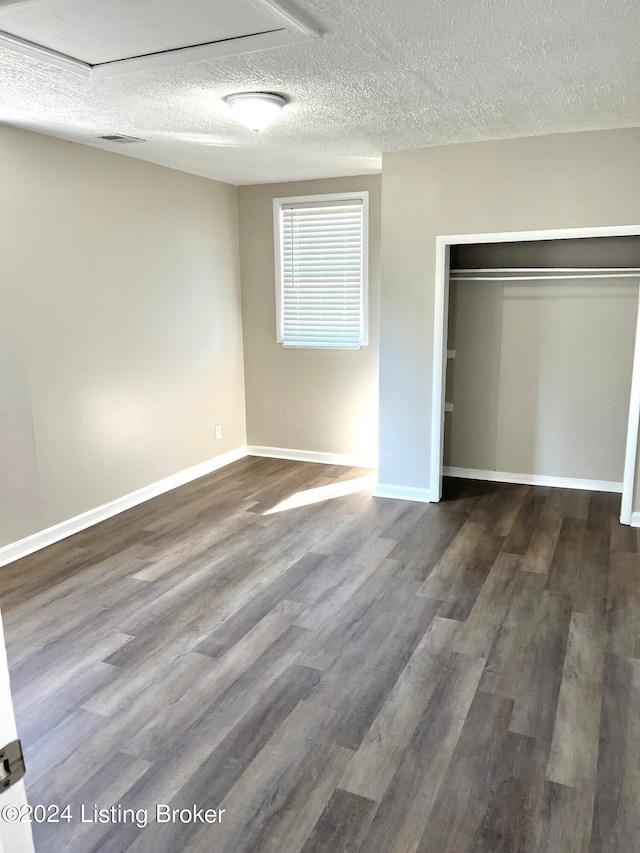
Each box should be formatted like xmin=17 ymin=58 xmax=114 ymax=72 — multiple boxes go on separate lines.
xmin=274 ymin=192 xmax=369 ymax=349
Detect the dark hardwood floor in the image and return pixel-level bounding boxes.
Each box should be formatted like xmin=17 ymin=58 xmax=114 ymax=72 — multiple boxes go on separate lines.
xmin=1 ymin=457 xmax=638 ymax=852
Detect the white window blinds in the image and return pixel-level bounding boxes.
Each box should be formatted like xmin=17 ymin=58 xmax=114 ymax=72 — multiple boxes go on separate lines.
xmin=275 ymin=195 xmax=368 ymax=349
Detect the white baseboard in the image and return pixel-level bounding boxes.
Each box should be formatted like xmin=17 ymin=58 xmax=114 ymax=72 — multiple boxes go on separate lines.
xmin=374 ymin=484 xmax=432 ymax=503
xmin=630 ymin=512 xmax=640 ymax=528
xmin=248 ymin=446 xmax=375 ymax=468
xmin=0 ymin=446 xmax=248 ymax=569
xmin=443 ymin=466 xmax=623 ymax=493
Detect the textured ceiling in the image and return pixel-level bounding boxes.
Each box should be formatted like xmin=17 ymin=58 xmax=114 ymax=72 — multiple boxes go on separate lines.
xmin=0 ymin=0 xmax=638 ymax=185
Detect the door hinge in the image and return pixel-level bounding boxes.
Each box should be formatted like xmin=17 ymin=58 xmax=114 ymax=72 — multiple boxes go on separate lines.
xmin=0 ymin=740 xmax=25 ymax=794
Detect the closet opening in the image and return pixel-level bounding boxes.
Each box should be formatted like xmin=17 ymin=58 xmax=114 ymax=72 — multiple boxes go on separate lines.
xmin=431 ymin=226 xmax=640 ymax=525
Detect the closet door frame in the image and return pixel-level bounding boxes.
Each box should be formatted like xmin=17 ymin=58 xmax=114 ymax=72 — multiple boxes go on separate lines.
xmin=431 ymin=224 xmax=640 ymax=525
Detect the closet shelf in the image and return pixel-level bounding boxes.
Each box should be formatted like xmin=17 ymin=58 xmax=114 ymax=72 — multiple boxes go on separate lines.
xmin=450 ymin=267 xmax=640 ymax=281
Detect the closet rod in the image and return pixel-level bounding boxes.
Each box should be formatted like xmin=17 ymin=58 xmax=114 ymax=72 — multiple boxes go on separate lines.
xmin=450 ymin=267 xmax=640 ymax=282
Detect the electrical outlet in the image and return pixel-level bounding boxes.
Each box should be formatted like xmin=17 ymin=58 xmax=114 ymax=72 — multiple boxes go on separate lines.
xmin=215 ymin=425 xmax=222 ymax=440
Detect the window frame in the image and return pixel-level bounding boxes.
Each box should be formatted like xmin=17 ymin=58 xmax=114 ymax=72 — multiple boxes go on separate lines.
xmin=273 ymin=190 xmax=370 ymax=349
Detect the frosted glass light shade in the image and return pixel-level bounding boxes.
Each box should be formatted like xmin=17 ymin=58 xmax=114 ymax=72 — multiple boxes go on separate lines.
xmin=223 ymin=92 xmax=287 ymax=132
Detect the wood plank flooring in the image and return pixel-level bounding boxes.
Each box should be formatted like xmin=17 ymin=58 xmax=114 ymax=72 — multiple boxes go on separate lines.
xmin=1 ymin=457 xmax=639 ymax=851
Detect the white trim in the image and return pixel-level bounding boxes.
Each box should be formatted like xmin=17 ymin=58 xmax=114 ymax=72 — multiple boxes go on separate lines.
xmin=0 ymin=447 xmax=248 ymax=569
xmin=620 ymin=284 xmax=640 ymax=523
xmin=440 ymin=225 xmax=640 ymax=245
xmin=273 ymin=196 xmax=284 ymax=343
xmin=431 ymin=223 xmax=640 ymax=525
xmin=0 ymin=30 xmax=91 ymax=77
xmin=273 ymin=190 xmax=369 ymax=349
xmin=0 ymin=612 xmax=35 ymax=852
xmin=443 ymin=467 xmax=623 ymax=493
xmin=256 ymin=0 xmax=324 ymax=37
xmin=273 ymin=191 xmax=369 ymax=205
xmin=373 ymin=484 xmax=432 ymax=503
xmin=248 ymin=445 xmax=374 ymax=468
xmin=430 ymin=237 xmax=449 ymax=502
xmin=630 ymin=512 xmax=640 ymax=528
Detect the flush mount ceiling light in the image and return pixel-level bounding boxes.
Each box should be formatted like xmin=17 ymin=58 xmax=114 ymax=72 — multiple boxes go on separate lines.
xmin=223 ymin=92 xmax=287 ymax=132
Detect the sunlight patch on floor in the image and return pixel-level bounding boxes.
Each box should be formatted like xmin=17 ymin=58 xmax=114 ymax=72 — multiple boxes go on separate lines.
xmin=263 ymin=474 xmax=376 ymax=515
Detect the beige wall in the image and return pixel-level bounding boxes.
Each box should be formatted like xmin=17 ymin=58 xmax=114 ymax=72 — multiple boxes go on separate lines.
xmin=238 ymin=175 xmax=381 ymax=463
xmin=0 ymin=124 xmax=246 ymax=549
xmin=445 ymin=279 xmax=637 ymax=482
xmin=378 ymin=128 xmax=640 ymax=499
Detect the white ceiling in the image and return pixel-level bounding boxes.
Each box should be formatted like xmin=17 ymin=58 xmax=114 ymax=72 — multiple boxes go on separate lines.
xmin=0 ymin=0 xmax=638 ymax=185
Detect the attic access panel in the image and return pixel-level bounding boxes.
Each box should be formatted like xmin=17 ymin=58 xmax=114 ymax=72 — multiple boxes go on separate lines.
xmin=0 ymin=0 xmax=320 ymax=78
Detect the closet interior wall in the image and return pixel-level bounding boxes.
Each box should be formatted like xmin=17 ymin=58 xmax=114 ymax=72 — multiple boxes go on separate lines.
xmin=444 ymin=237 xmax=640 ymax=489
